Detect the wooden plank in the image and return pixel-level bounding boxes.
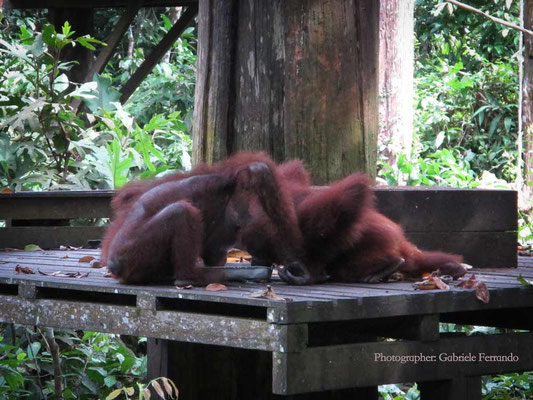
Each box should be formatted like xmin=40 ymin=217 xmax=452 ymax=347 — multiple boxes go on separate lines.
xmin=0 ymin=227 xmax=106 ymax=249
xmin=375 ymin=188 xmax=517 ymax=232
xmin=5 ymin=0 xmax=197 ymax=8
xmin=273 ymin=286 xmax=533 ymax=324
xmin=0 ymin=294 xmax=299 ymax=351
xmin=272 ymin=332 xmax=533 ymax=394
xmin=406 ymin=231 xmax=517 ymax=268
xmin=0 ymin=194 xmax=112 ymax=219
xmin=120 ymin=4 xmax=198 ymax=103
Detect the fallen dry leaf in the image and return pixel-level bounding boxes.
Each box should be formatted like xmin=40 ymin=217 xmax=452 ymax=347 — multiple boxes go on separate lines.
xmin=38 ymin=269 xmax=89 ymax=278
xmin=79 ymin=256 xmax=95 ymax=263
xmin=413 ymin=270 xmax=451 ymax=290
xmin=413 ymin=281 xmax=437 ymax=290
xmin=1 ymin=188 xmax=14 ymax=193
xmin=15 ymin=265 xmax=35 ymax=274
xmin=205 ymin=283 xmax=227 ymax=291
xmin=432 ymin=276 xmax=450 ymax=290
xmin=89 ymin=260 xmax=103 ymax=268
xmin=475 ymin=281 xmax=490 ymax=304
xmin=104 ymin=271 xmax=113 ymax=278
xmin=175 ymin=285 xmax=193 ymax=290
xmin=457 ymin=274 xmax=478 ymax=289
xmin=251 ymin=285 xmax=292 ymax=301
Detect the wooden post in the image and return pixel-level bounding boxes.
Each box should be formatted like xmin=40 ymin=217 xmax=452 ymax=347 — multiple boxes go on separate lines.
xmin=163 ymin=341 xmax=377 ymax=400
xmin=193 ymin=0 xmax=379 ymax=184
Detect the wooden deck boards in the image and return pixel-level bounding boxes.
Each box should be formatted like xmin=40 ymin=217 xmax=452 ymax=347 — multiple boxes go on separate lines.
xmin=1 ymin=249 xmax=533 ymax=396
xmin=0 ymin=249 xmax=531 ymax=324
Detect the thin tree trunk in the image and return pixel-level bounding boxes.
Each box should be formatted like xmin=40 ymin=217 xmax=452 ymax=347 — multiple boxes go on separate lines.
xmin=378 ymin=0 xmax=415 ymax=171
xmin=127 ymin=25 xmax=135 ymax=60
xmin=163 ymin=7 xmax=181 ymax=63
xmin=522 ymin=0 xmax=533 ymax=209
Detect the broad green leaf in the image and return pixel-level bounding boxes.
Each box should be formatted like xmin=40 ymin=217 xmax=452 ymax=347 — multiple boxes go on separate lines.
xmin=26 ymin=342 xmax=42 ymax=360
xmin=104 ymin=375 xmax=117 ymax=388
xmin=106 ymin=388 xmax=123 ymax=400
xmin=517 ymin=274 xmax=532 ymax=286
xmin=31 ymin=33 xmax=46 ymax=57
xmin=42 ymin=24 xmax=56 ymax=46
xmin=62 ymin=21 xmax=73 ymax=37
xmin=24 ymin=244 xmax=43 ymax=251
xmin=83 ymin=74 xmax=120 ymax=112
xmin=53 ymin=73 xmax=70 ymax=92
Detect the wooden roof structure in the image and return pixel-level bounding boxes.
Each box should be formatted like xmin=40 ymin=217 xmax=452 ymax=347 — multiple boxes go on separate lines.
xmin=4 ymin=0 xmax=197 ymax=8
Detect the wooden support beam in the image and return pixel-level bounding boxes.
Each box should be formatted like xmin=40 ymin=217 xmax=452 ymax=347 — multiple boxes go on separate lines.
xmin=71 ymin=1 xmax=141 ymax=111
xmin=4 ymin=0 xmax=197 ymax=8
xmin=84 ymin=1 xmax=141 ymax=81
xmin=273 ymin=332 xmax=533 ymax=394
xmin=119 ymin=4 xmax=198 ymax=103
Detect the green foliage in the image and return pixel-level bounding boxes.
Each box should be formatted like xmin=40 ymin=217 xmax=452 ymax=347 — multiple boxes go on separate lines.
xmin=0 ymin=325 xmax=147 ymax=399
xmin=99 ymin=10 xmax=197 ymax=126
xmin=0 ymin=14 xmax=193 ymax=190
xmin=387 ymin=0 xmax=520 ymax=187
xmin=379 ymin=384 xmax=419 ymax=400
xmin=482 ymin=373 xmax=533 ymax=399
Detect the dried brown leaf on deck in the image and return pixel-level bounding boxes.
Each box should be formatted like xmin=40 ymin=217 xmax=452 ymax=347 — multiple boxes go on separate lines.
xmin=413 ymin=272 xmax=450 ymax=291
xmin=60 ymin=245 xmax=82 ymax=251
xmin=457 ymin=274 xmax=478 ymax=289
xmin=475 ymin=281 xmax=490 ymax=304
xmin=457 ymin=274 xmax=490 ymax=304
xmin=38 ymin=269 xmax=89 ymax=278
xmin=205 ymin=283 xmax=227 ymax=291
xmin=89 ymin=260 xmax=102 ymax=268
xmin=175 ymin=285 xmax=193 ymax=290
xmin=15 ymin=265 xmax=35 ymax=274
xmin=79 ymin=256 xmax=95 ymax=263
xmin=251 ymin=285 xmax=292 ymax=301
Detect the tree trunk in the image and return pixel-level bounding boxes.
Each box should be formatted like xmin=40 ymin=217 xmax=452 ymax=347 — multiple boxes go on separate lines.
xmin=192 ymin=0 xmax=379 ymax=184
xmin=378 ymin=0 xmax=415 ymax=169
xmin=163 ymin=7 xmax=181 ymax=63
xmin=522 ymin=0 xmax=533 ymax=209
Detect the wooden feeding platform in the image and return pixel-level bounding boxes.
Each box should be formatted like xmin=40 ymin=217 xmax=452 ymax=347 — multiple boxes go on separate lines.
xmin=0 ymin=249 xmax=532 ymax=399
xmin=0 ymin=189 xmax=532 ymax=399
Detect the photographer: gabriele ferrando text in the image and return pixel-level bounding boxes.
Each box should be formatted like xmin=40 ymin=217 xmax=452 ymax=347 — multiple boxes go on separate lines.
xmin=374 ymin=352 xmax=519 ymax=364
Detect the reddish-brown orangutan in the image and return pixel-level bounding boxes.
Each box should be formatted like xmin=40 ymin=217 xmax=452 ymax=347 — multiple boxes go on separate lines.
xmin=274 ymin=160 xmax=468 ymax=284
xmin=101 ymin=152 xmax=310 ymax=285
